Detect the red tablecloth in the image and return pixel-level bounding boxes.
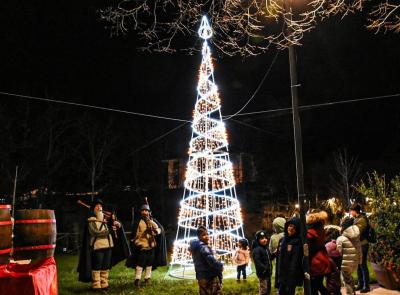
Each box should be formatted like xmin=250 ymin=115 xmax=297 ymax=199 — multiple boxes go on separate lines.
xmin=0 ymin=257 xmax=58 ymax=295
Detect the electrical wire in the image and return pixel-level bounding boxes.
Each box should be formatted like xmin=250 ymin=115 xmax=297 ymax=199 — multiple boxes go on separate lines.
xmin=229 ymin=119 xmax=289 ymax=141
xmin=224 ymin=49 xmax=280 ymax=120
xmin=130 ymin=121 xmax=189 ymax=154
xmin=224 ymin=93 xmax=400 ymax=119
xmin=2 ymin=90 xmax=399 ymax=123
xmin=0 ymin=91 xmax=191 ymax=123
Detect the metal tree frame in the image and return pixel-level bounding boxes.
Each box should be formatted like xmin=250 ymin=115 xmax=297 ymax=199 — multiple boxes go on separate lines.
xmin=169 ymin=16 xmax=247 ymax=279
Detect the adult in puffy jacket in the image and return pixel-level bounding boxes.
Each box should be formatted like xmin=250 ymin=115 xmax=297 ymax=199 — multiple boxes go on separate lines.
xmin=306 ymin=210 xmax=336 ymax=295
xmin=189 ymin=225 xmax=223 ymax=295
xmin=277 ymin=217 xmax=304 ymax=295
xmin=337 ymin=217 xmax=362 ymax=295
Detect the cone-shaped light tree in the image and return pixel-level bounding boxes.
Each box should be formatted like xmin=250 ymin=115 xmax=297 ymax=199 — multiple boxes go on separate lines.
xmin=169 ymin=16 xmax=246 ymax=279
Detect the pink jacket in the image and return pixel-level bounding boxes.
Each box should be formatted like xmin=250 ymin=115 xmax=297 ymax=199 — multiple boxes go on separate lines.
xmin=233 ymin=249 xmax=250 ymax=266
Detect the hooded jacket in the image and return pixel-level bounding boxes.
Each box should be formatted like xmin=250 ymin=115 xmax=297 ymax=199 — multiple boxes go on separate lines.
xmin=252 ymin=239 xmax=272 ymax=279
xmin=189 ymin=239 xmax=223 ymax=280
xmin=277 ymin=217 xmax=304 ymax=287
xmin=269 ymin=217 xmax=286 ymax=253
xmin=307 ymin=220 xmax=336 ymax=276
xmin=336 ymin=225 xmax=362 ymax=273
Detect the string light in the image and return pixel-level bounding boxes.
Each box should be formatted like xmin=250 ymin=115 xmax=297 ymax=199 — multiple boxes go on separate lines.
xmin=169 ymin=16 xmax=247 ymax=279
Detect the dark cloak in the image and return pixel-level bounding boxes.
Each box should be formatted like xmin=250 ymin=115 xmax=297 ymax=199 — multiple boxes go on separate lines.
xmin=77 ymin=216 xmax=131 ymax=283
xmin=125 ymin=217 xmax=167 ymax=270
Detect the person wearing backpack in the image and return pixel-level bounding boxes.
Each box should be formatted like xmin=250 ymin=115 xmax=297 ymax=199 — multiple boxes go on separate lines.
xmin=350 ymin=203 xmax=370 ymax=293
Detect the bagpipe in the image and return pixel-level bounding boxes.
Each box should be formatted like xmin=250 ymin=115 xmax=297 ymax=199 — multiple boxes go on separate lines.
xmin=76 ymin=199 xmax=118 ymax=239
xmin=143 ymin=197 xmax=159 ymax=247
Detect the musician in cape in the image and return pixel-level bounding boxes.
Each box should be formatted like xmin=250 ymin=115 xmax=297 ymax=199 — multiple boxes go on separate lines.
xmin=126 ymin=202 xmax=167 ymax=288
xmin=77 ymin=198 xmax=131 ymax=290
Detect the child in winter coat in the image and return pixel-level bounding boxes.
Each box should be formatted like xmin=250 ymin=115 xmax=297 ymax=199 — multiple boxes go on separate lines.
xmin=189 ymin=225 xmax=223 ymax=295
xmin=337 ymin=217 xmax=362 ymax=295
xmin=233 ymin=238 xmax=250 ymax=281
xmin=324 ymin=225 xmax=342 ymax=295
xmin=252 ymin=231 xmax=273 ymax=295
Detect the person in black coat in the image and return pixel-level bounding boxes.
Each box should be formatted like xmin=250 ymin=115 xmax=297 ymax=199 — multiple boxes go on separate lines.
xmin=252 ymin=230 xmax=273 ymax=295
xmin=277 ymin=217 xmax=304 ymax=295
xmin=77 ymin=199 xmax=131 ymax=290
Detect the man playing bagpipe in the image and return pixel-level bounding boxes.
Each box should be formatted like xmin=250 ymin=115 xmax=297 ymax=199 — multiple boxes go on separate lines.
xmin=126 ymin=202 xmax=167 ymax=288
xmin=77 ymin=198 xmax=131 ymax=291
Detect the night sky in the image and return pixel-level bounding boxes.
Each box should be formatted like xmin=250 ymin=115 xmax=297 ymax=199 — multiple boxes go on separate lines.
xmin=1 ymin=2 xmax=399 ymax=197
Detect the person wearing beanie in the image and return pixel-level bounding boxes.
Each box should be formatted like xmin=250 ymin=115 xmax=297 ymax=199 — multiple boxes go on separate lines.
xmin=127 ymin=203 xmax=166 ymax=288
xmin=337 ymin=217 xmax=362 ymax=295
xmin=277 ymin=217 xmax=305 ymax=295
xmin=269 ymin=217 xmax=286 ymax=254
xmin=189 ymin=225 xmax=223 ymax=295
xmin=350 ymin=203 xmax=370 ymax=293
xmin=252 ymin=230 xmax=273 ymax=295
xmin=306 ymin=210 xmax=336 ymax=295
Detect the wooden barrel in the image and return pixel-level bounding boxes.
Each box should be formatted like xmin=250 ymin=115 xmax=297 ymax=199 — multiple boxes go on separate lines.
xmin=12 ymin=209 xmax=56 ymax=261
xmin=0 ymin=205 xmax=12 ymax=264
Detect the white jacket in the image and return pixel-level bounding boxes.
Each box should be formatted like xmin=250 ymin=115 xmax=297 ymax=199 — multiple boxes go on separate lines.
xmin=336 ymin=225 xmax=362 ymax=273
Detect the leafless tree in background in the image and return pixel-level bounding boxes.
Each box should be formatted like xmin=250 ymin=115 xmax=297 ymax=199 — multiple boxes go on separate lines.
xmin=329 ymin=148 xmax=361 ymax=208
xmin=77 ymin=114 xmax=117 ymax=199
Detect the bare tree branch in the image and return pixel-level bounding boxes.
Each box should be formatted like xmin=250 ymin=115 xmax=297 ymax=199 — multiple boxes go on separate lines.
xmin=367 ymin=2 xmax=400 ymax=33
xmin=99 ymin=0 xmax=369 ymax=55
xmin=99 ymin=0 xmax=397 ymax=56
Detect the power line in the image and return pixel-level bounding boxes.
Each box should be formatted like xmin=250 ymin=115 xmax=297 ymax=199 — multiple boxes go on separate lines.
xmin=229 ymin=119 xmax=289 ymax=141
xmin=2 ymin=90 xmax=399 ymax=124
xmin=130 ymin=122 xmax=189 ymax=154
xmin=224 ymin=49 xmax=280 ymax=120
xmin=0 ymin=91 xmax=191 ymax=123
xmin=224 ymin=93 xmax=400 ymax=118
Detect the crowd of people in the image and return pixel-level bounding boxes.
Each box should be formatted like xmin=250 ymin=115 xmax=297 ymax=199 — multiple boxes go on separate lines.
xmin=76 ymin=199 xmax=373 ymax=295
xmin=190 ymin=202 xmax=372 ymax=295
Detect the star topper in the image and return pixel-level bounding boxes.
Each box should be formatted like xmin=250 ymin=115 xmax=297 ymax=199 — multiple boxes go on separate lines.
xmin=198 ymin=15 xmax=212 ymax=40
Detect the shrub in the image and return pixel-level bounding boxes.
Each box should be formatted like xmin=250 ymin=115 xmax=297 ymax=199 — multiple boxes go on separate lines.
xmin=355 ymin=172 xmax=400 ymax=275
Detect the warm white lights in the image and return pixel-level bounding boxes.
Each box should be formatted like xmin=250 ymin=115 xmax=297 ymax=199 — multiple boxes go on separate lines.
xmin=169 ymin=16 xmax=246 ymax=279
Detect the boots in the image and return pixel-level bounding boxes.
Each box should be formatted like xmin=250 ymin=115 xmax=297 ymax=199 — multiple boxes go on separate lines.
xmin=134 ymin=279 xmax=141 ymax=288
xmin=91 ymin=270 xmax=101 ymax=290
xmin=144 ymin=266 xmax=152 ymax=286
xmin=100 ymin=270 xmax=110 ymax=290
xmin=135 ymin=266 xmax=143 ymax=288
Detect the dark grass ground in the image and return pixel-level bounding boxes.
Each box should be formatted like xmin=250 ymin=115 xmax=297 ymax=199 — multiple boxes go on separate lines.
xmin=56 ymin=255 xmax=376 ymax=295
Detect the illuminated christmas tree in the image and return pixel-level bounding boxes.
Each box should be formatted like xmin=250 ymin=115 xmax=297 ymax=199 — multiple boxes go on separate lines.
xmin=169 ymin=16 xmax=246 ymax=279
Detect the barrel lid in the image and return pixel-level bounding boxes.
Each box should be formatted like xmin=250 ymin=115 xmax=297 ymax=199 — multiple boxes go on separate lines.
xmin=0 ymin=205 xmax=11 ymax=209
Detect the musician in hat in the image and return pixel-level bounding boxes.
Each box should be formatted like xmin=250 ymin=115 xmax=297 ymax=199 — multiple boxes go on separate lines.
xmin=77 ymin=198 xmax=125 ymax=291
xmin=126 ymin=203 xmax=167 ymax=287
